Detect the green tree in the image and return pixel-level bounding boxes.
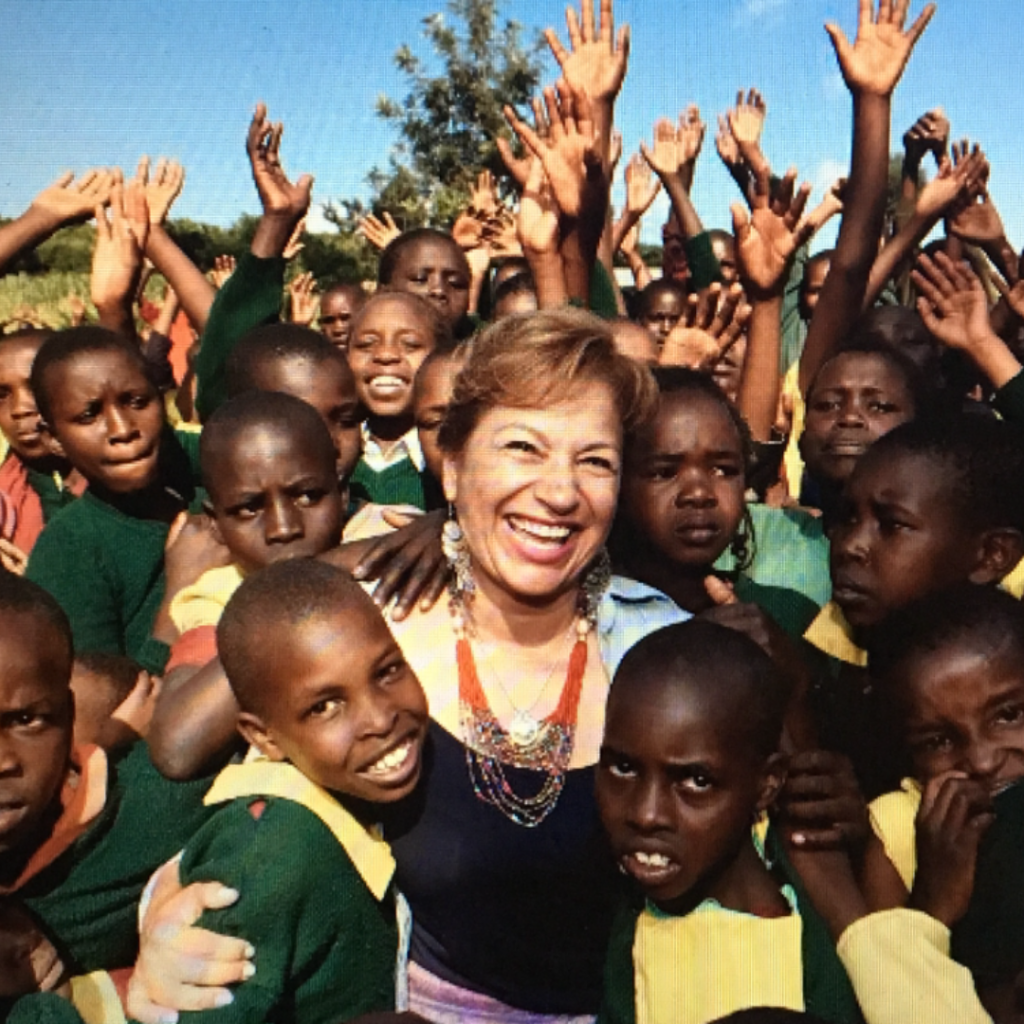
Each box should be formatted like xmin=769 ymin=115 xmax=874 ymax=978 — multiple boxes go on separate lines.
xmin=325 ymin=0 xmax=547 ymax=233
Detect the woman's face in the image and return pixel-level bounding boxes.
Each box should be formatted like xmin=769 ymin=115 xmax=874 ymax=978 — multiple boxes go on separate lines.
xmin=444 ymin=382 xmax=622 ymax=607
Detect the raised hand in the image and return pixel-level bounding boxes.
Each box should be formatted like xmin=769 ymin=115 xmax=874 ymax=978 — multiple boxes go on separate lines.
xmin=246 ymin=102 xmax=313 ymax=220
xmin=544 ymin=0 xmax=630 ymax=107
xmin=504 ymin=80 xmax=604 ymax=221
xmin=826 ymin=0 xmax=936 ymax=98
xmin=468 ymin=169 xmax=500 ymax=219
xmin=282 ymin=216 xmax=307 ymax=260
xmin=914 ymin=154 xmax=981 ymax=222
xmin=496 ymin=97 xmax=549 ymax=189
xmin=780 ymin=751 xmax=871 ymax=851
xmin=288 ymin=270 xmax=319 ymax=326
xmin=910 ymin=771 xmax=994 ymax=928
xmin=91 ymin=175 xmax=149 ymax=327
xmin=517 ymin=158 xmax=561 ymax=257
xmin=659 ymin=283 xmax=751 ymax=369
xmin=804 ymin=177 xmax=846 ymax=235
xmin=30 ymin=169 xmax=115 ymax=226
xmin=912 ymin=251 xmax=996 ymax=354
xmin=715 ymin=114 xmax=742 ymax=172
xmin=623 ymin=153 xmax=660 ymax=217
xmin=994 ymin=255 xmax=1024 ymax=322
xmin=731 ymin=167 xmax=813 ymax=299
xmin=209 ymin=254 xmax=236 ymax=289
xmin=356 ymin=211 xmax=401 ymax=252
xmin=135 ymin=156 xmax=184 ymax=226
xmin=728 ymin=88 xmax=767 ymax=150
xmin=903 ymin=107 xmax=950 ymax=166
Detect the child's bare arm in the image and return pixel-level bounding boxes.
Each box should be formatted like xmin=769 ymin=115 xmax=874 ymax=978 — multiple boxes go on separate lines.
xmin=641 ymin=107 xmax=706 ymax=242
xmin=863 ymin=148 xmax=985 ymax=310
xmin=0 ymin=169 xmax=114 ymax=273
xmin=732 ymin=166 xmax=813 ymax=440
xmin=138 ymin=157 xmax=219 ymax=332
xmin=727 ymin=88 xmax=771 ymax=185
xmin=798 ymin=0 xmax=936 ymax=394
xmin=900 ymin=107 xmax=950 ymax=213
xmin=913 ymin=251 xmax=1023 ymax=390
xmin=609 ymin=153 xmax=659 ymax=257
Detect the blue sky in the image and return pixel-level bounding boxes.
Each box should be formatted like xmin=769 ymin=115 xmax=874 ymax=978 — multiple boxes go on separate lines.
xmin=1 ymin=0 xmax=1021 ymax=255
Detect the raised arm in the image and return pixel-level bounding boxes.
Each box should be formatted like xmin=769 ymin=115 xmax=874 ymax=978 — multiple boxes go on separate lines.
xmin=733 ymin=167 xmax=814 ymax=440
xmin=140 ymin=157 xmax=219 ymax=332
xmin=641 ymin=106 xmax=706 ymax=242
xmin=798 ymin=0 xmax=936 ymax=394
xmin=0 ymin=169 xmax=114 ymax=273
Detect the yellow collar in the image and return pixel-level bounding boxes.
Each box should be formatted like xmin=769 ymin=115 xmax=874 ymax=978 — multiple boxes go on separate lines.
xmin=803 ymin=601 xmax=867 ymax=667
xmin=204 ymin=760 xmax=395 ymax=900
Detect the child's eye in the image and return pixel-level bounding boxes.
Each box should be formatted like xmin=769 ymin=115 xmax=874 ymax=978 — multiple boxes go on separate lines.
xmin=308 ymin=698 xmax=343 ymax=718
xmin=867 ymin=400 xmax=899 ymax=414
xmin=378 ymin=658 xmax=408 ymax=682
xmin=600 ymin=752 xmax=636 ymax=779
xmin=0 ymin=386 xmax=10 ymax=400
xmin=878 ymin=517 xmax=910 ymax=536
xmin=916 ymin=733 xmax=953 ymax=755
xmin=995 ymin=705 xmax=1024 ymax=727
xmin=712 ymin=463 xmax=740 ymax=478
xmin=295 ymin=489 xmax=326 ymax=508
xmin=7 ymin=710 xmax=47 ymax=732
xmin=677 ymin=767 xmax=714 ymax=793
xmin=128 ymin=393 xmax=153 ymax=410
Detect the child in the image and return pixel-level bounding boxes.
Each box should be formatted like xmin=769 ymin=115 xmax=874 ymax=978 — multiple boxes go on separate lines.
xmin=378 ymin=228 xmax=472 ymax=335
xmin=798 ymin=344 xmax=931 ymax=519
xmin=162 ymin=390 xmax=345 ymax=675
xmin=0 ymin=573 xmax=215 ymax=1012
xmin=636 ymin=280 xmax=687 ymax=349
xmin=411 ymin=344 xmax=468 ymax=493
xmin=164 ymin=558 xmax=429 ymax=1022
xmin=0 ymin=328 xmax=84 ymax=562
xmin=615 ymin=367 xmax=830 ymax=637
xmin=223 ymin=322 xmax=363 ymax=487
xmin=805 ymin=414 xmax=1024 ymax=796
xmin=595 ymin=619 xmax=861 ymax=1024
xmin=346 ymin=291 xmax=452 ymax=510
xmin=24 ymin=327 xmax=210 ymax=675
xmin=69 ymin=651 xmax=152 ymax=751
xmin=865 ymin=585 xmax=1024 ymax=1020
xmin=318 ymin=282 xmax=367 ymax=351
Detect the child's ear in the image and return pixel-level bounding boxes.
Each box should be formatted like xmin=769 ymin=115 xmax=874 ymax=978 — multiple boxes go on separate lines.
xmin=236 ymin=711 xmax=287 ymax=762
xmin=756 ymin=752 xmax=788 ymax=814
xmin=969 ymin=528 xmax=1024 ymax=585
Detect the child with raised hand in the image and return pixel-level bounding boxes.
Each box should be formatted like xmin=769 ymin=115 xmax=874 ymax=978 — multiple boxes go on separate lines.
xmin=798 ymin=0 xmax=935 ymax=397
xmin=152 ymin=559 xmax=429 ymax=1024
xmin=318 ymin=282 xmax=367 ymax=351
xmin=0 ymin=573 xmax=218 ymax=1018
xmin=596 ymin=619 xmax=862 ymax=1024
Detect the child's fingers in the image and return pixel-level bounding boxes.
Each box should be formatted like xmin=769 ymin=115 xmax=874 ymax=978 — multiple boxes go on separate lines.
xmin=788 ymin=826 xmax=847 ymax=850
xmin=703 ymin=574 xmax=738 ymax=606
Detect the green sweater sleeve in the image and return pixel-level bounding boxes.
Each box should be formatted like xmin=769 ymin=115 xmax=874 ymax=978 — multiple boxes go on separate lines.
xmin=684 ymin=231 xmax=723 ymax=292
xmin=176 ymin=799 xmax=396 ymax=1024
xmin=994 ymin=370 xmax=1024 ymax=431
xmin=195 ymin=253 xmax=286 ymax=422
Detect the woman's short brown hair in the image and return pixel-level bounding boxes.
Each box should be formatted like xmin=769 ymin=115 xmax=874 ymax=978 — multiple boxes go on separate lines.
xmin=438 ymin=308 xmax=657 ymax=454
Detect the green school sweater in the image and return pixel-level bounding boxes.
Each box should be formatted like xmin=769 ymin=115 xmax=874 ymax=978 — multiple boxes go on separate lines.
xmin=171 ymin=760 xmax=398 ymax=1024
xmin=195 ymin=253 xmax=286 ymax=421
xmin=26 ymin=429 xmax=203 ymax=675
xmin=348 ymin=455 xmax=426 ymax=510
xmin=16 ymin=742 xmax=217 ymax=974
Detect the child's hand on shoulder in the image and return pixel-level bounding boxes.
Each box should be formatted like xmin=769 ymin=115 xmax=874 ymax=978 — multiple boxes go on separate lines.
xmin=163 ymin=512 xmax=232 ymax=601
xmin=910 ymin=770 xmax=995 ymax=929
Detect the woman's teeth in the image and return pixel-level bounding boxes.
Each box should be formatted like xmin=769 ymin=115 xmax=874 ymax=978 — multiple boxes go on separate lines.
xmin=509 ymin=516 xmax=571 ymax=544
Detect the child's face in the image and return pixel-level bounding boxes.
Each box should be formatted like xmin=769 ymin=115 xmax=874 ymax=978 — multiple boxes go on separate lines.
xmin=43 ymin=350 xmax=164 ymax=493
xmin=898 ymin=640 xmax=1024 ymax=795
xmin=205 ymin=422 xmax=344 ymax=574
xmin=241 ymin=598 xmax=429 ymax=803
xmin=0 ymin=614 xmax=72 ymax=865
xmin=250 ymin=357 xmax=362 ymax=482
xmin=623 ymin=393 xmax=745 ymax=570
xmin=830 ymin=450 xmax=980 ymax=629
xmin=318 ymin=290 xmax=360 ymax=351
xmin=711 ymin=335 xmax=747 ymax=405
xmin=389 ymin=238 xmax=470 ymax=326
xmin=799 ymin=257 xmax=830 ymax=321
xmin=414 ymin=356 xmax=460 ymax=482
xmin=800 ymin=352 xmax=915 ymax=486
xmin=0 ymin=336 xmax=49 ymax=461
xmin=348 ymin=295 xmax=435 ymax=423
xmin=640 ymin=290 xmax=686 ymax=345
xmin=597 ymin=673 xmax=776 ymax=910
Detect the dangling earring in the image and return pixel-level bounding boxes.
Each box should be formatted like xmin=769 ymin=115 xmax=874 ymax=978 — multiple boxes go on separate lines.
xmin=579 ymin=548 xmax=612 ymax=626
xmin=442 ymin=503 xmax=474 ymax=602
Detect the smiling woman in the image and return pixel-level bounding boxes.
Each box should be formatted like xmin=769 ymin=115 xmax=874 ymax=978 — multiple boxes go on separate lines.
xmin=129 ymin=308 xmax=693 ymax=1024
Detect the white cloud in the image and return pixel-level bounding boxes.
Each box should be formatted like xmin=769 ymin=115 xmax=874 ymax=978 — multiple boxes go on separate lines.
xmin=813 ymin=158 xmax=847 ymax=198
xmin=738 ymin=0 xmax=787 ymax=18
